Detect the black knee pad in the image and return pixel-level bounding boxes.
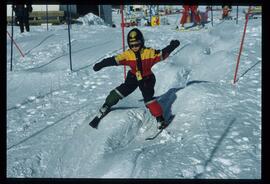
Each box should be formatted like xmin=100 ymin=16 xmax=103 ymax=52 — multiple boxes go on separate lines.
xmin=105 ymin=89 xmax=123 ymax=107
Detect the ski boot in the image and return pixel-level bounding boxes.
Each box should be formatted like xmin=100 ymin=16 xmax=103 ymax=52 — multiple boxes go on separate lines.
xmin=97 ymin=104 xmax=110 ymax=118
xmin=194 ymin=24 xmax=203 ymax=30
xmin=179 ymin=25 xmax=186 ymax=31
xmin=156 ymin=116 xmax=167 ymax=129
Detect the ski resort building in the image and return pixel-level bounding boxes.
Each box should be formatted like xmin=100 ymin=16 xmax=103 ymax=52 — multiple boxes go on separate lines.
xmin=7 ymin=5 xmax=112 ymax=25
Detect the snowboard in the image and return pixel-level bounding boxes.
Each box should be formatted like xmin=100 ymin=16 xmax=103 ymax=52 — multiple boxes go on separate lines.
xmin=145 ymin=115 xmax=175 ymax=141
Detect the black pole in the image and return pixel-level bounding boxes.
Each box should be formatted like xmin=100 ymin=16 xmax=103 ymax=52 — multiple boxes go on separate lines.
xmin=10 ymin=5 xmax=14 ymax=71
xmin=67 ymin=5 xmax=72 ymax=71
xmin=69 ymin=5 xmax=72 ymax=29
xmin=46 ymin=4 xmax=48 ymax=30
xmin=236 ymin=6 xmax=239 ymax=24
xmin=211 ymin=5 xmax=213 ymax=26
xmin=150 ymin=5 xmax=152 ymax=24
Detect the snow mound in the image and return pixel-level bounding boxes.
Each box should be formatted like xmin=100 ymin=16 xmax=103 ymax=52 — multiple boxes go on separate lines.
xmin=77 ymin=13 xmax=106 ymax=26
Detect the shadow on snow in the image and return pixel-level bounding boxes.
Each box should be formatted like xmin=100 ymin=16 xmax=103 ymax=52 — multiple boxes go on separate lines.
xmin=158 ymin=80 xmax=211 ymax=120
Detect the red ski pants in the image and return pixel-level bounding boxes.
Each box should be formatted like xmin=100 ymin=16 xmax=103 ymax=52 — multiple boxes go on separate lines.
xmin=180 ymin=5 xmax=201 ymax=25
xmin=115 ymin=71 xmax=163 ymax=117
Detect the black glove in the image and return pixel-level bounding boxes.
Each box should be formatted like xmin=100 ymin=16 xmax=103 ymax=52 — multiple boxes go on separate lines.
xmin=93 ymin=57 xmax=118 ymax=72
xmin=93 ymin=62 xmax=103 ymax=71
xmin=170 ymin=40 xmax=180 ymax=49
xmin=161 ymin=40 xmax=180 ymax=59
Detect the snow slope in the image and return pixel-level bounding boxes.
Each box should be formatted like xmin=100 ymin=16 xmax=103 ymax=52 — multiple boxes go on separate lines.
xmin=6 ymin=7 xmax=261 ymax=179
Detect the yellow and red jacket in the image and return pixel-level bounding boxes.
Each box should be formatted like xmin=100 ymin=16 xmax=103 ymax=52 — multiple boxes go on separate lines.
xmin=114 ymin=47 xmax=164 ymax=80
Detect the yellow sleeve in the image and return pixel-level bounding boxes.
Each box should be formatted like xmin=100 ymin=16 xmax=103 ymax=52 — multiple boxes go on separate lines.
xmin=114 ymin=51 xmax=128 ymax=65
xmin=144 ymin=48 xmax=162 ymax=62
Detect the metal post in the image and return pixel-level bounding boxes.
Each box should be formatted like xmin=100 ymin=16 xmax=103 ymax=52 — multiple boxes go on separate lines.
xmin=67 ymin=5 xmax=72 ymax=71
xmin=157 ymin=5 xmax=159 ymax=25
xmin=211 ymin=5 xmax=213 ymax=26
xmin=236 ymin=6 xmax=239 ymax=24
xmin=7 ymin=31 xmax=24 ymax=58
xmin=46 ymin=4 xmax=49 ymax=30
xmin=69 ymin=5 xmax=72 ymax=29
xmin=233 ymin=6 xmax=251 ymax=84
xmin=150 ymin=5 xmax=152 ymax=24
xmin=120 ymin=5 xmax=126 ymax=80
xmin=10 ymin=5 xmax=14 ymax=71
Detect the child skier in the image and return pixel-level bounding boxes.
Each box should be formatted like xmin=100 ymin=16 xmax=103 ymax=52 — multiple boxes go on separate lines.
xmin=179 ymin=5 xmax=201 ymax=30
xmin=92 ymin=28 xmax=180 ymax=129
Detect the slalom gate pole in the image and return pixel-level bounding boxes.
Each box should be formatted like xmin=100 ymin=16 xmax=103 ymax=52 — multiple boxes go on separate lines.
xmin=175 ymin=10 xmax=180 ymax=25
xmin=233 ymin=6 xmax=251 ymax=84
xmin=211 ymin=5 xmax=213 ymax=26
xmin=7 ymin=31 xmax=25 ymax=58
xmin=236 ymin=6 xmax=239 ymax=24
xmin=67 ymin=5 xmax=73 ymax=71
xmin=150 ymin=5 xmax=152 ymax=24
xmin=69 ymin=5 xmax=72 ymax=29
xmin=46 ymin=4 xmax=49 ymax=31
xmin=10 ymin=6 xmax=14 ymax=71
xmin=120 ymin=5 xmax=126 ymax=80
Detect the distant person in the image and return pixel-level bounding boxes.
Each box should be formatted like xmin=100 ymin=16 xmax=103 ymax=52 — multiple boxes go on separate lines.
xmin=222 ymin=5 xmax=232 ymax=19
xmin=12 ymin=3 xmax=33 ymax=33
xmin=90 ymin=28 xmax=180 ymax=129
xmin=179 ymin=5 xmax=201 ymax=30
xmin=198 ymin=6 xmax=211 ymax=26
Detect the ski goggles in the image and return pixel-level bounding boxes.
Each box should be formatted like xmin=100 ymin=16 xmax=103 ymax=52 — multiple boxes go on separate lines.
xmin=130 ymin=43 xmax=141 ymax=48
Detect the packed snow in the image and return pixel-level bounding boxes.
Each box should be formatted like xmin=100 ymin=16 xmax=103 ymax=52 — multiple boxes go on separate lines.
xmin=76 ymin=12 xmax=106 ymax=26
xmin=6 ymin=6 xmax=261 ymax=179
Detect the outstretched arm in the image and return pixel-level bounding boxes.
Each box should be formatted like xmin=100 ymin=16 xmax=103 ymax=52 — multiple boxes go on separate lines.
xmin=93 ymin=56 xmax=118 ymax=71
xmin=161 ymin=40 xmax=180 ymax=60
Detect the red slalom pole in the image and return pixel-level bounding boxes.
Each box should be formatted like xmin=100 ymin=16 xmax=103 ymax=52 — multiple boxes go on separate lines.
xmin=7 ymin=31 xmax=25 ymax=57
xmin=233 ymin=6 xmax=251 ymax=84
xmin=120 ymin=5 xmax=126 ymax=80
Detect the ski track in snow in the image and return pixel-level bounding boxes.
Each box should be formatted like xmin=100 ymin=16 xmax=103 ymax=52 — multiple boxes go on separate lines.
xmin=6 ymin=9 xmax=261 ymax=179
xmin=24 ymin=33 xmax=55 ymax=55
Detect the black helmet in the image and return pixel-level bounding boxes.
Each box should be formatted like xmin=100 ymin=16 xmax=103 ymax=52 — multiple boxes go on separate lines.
xmin=127 ymin=28 xmax=144 ymax=48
